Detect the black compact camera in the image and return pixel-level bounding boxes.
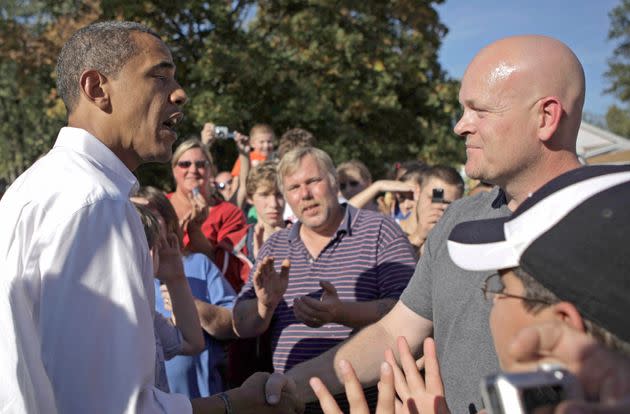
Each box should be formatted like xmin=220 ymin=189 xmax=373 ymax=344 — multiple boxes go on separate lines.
xmin=480 ymin=365 xmax=582 ymax=414
xmin=431 ymin=188 xmax=445 ymax=203
xmin=214 ymin=126 xmax=235 ymax=140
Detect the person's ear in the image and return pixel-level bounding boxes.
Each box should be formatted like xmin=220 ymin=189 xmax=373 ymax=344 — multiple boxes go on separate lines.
xmin=79 ymin=69 xmax=111 ymax=112
xmin=537 ymin=96 xmax=563 ymax=142
xmin=551 ymin=301 xmax=585 ymax=333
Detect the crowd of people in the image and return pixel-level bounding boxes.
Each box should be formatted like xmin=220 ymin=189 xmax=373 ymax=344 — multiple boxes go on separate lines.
xmin=0 ymin=20 xmax=629 ymax=414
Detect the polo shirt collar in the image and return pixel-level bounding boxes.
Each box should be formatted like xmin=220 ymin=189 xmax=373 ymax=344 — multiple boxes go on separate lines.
xmin=288 ymin=203 xmax=354 ymax=242
xmin=54 ymin=127 xmax=139 ymax=197
xmin=492 ymin=187 xmax=508 ymax=209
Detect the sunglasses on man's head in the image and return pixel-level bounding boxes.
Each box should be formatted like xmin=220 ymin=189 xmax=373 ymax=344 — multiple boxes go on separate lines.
xmin=339 ymin=180 xmax=360 ymax=191
xmin=176 ymin=160 xmax=209 ymax=169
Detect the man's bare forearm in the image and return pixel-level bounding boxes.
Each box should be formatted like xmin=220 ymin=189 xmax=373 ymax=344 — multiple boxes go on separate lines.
xmin=286 ymin=317 xmax=395 ymax=402
xmin=194 ymin=300 xmax=236 ymax=340
xmin=232 ymin=298 xmax=275 ymax=338
xmin=287 ymin=300 xmax=432 ymax=402
xmin=336 ymin=298 xmax=396 ymax=329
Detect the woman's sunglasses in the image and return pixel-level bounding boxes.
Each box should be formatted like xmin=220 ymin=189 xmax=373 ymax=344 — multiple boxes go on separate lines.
xmin=176 ymin=160 xmax=209 ymax=169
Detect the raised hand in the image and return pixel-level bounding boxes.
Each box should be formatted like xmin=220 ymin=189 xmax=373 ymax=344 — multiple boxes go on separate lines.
xmin=201 ymin=122 xmax=216 ymax=147
xmin=186 ymin=186 xmax=208 ymax=226
xmin=155 ymin=232 xmax=185 ymax=284
xmin=413 ymin=202 xmax=448 ymax=247
xmin=293 ymin=280 xmax=342 ymax=328
xmin=234 ymin=131 xmax=252 ymax=155
xmin=254 ymin=257 xmax=290 ymax=310
xmin=385 ymin=337 xmax=450 ymax=414
xmin=310 ymin=359 xmax=396 ymax=414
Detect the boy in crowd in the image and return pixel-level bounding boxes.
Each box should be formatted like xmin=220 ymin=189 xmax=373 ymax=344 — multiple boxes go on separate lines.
xmin=244 ymin=161 xmax=286 ymax=262
xmin=231 ymin=124 xmax=276 ymax=176
xmin=336 ymin=160 xmax=373 ymax=204
xmin=133 ymin=203 xmax=205 ymax=392
xmin=409 ymin=165 xmax=464 ymax=255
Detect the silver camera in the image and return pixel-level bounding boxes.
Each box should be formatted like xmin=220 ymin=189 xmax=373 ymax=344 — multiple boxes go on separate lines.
xmin=214 ymin=126 xmax=235 ymax=140
xmin=480 ymin=365 xmax=582 ymax=414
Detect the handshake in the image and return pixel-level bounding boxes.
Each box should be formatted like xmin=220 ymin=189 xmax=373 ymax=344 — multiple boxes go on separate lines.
xmin=199 ymin=372 xmax=303 ymax=414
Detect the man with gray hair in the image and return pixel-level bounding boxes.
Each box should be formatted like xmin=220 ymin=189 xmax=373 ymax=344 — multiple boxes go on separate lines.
xmin=234 ymin=146 xmax=416 ymax=411
xmin=0 ymin=21 xmax=300 ymax=414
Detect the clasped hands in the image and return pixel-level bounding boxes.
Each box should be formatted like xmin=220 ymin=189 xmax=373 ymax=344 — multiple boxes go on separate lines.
xmin=254 ymin=256 xmax=342 ymax=327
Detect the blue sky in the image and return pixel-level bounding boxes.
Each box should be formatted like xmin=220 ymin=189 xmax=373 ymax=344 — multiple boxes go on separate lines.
xmin=435 ymin=0 xmax=620 ymax=117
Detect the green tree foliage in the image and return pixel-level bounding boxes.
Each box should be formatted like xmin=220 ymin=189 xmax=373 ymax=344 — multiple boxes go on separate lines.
xmin=0 ymin=0 xmax=462 ymax=187
xmin=605 ymin=0 xmax=630 ymax=138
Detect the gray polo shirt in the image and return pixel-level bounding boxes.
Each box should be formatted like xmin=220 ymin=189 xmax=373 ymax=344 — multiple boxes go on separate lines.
xmin=401 ymin=187 xmax=511 ymax=413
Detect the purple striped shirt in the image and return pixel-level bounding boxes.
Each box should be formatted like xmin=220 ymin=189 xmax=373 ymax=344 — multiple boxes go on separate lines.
xmin=237 ymin=204 xmax=416 ymax=373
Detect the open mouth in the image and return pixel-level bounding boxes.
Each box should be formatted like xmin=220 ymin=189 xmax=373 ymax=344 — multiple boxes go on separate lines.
xmin=301 ymin=204 xmax=319 ymax=214
xmin=162 ymin=112 xmax=184 ymax=132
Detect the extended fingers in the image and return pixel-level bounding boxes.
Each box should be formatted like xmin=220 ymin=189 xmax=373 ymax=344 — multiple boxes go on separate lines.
xmin=279 ymin=259 xmax=291 ymax=280
xmin=398 ymin=336 xmax=425 ymax=392
xmin=384 ymin=347 xmax=412 ymax=401
xmin=376 ymin=362 xmax=396 ymax=414
xmin=254 ymin=257 xmax=273 ymax=288
xmin=422 ymin=337 xmax=445 ymax=396
xmin=310 ymin=377 xmax=343 ymax=414
xmin=339 ymin=360 xmax=370 ymax=414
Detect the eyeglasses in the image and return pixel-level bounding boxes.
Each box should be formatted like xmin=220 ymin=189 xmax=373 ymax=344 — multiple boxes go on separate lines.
xmin=215 ymin=180 xmax=232 ymax=190
xmin=339 ymin=181 xmax=360 ymax=191
xmin=176 ymin=160 xmax=209 ymax=169
xmin=481 ymin=273 xmax=554 ymax=305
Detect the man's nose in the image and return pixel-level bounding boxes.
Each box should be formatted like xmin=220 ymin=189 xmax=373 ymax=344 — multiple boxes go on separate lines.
xmin=453 ymin=112 xmax=472 ymax=137
xmin=298 ymin=184 xmax=312 ymax=199
xmin=171 ymin=83 xmax=187 ymax=106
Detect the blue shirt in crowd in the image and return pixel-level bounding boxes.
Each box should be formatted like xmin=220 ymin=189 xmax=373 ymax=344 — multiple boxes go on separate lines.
xmin=154 ymin=252 xmax=236 ymax=398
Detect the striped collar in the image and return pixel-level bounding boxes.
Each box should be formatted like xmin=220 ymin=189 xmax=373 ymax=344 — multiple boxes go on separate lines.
xmin=288 ymin=203 xmax=355 ymax=242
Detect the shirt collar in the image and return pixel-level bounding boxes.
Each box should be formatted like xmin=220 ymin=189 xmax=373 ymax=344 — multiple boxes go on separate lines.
xmin=288 ymin=203 xmax=354 ymax=242
xmin=491 ymin=187 xmax=509 ymax=208
xmin=54 ymin=127 xmax=139 ymax=196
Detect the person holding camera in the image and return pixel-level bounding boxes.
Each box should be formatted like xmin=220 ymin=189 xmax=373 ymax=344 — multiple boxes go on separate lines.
xmin=201 ymin=122 xmax=272 ymax=209
xmin=201 ymin=122 xmax=275 ymax=176
xmin=408 ymin=165 xmax=464 ymax=256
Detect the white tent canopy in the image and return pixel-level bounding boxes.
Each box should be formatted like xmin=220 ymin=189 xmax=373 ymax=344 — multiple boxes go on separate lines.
xmin=578 ymin=122 xmax=630 ymax=164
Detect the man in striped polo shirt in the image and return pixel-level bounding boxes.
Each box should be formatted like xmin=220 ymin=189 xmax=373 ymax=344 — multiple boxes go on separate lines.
xmin=233 ymin=146 xmax=416 ymax=410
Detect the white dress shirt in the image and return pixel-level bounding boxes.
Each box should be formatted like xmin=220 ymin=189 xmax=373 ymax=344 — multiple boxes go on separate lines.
xmin=0 ymin=127 xmax=190 ymax=413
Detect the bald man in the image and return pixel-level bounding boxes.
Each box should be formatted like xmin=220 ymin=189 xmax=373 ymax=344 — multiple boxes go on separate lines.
xmin=280 ymin=35 xmax=585 ymax=413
